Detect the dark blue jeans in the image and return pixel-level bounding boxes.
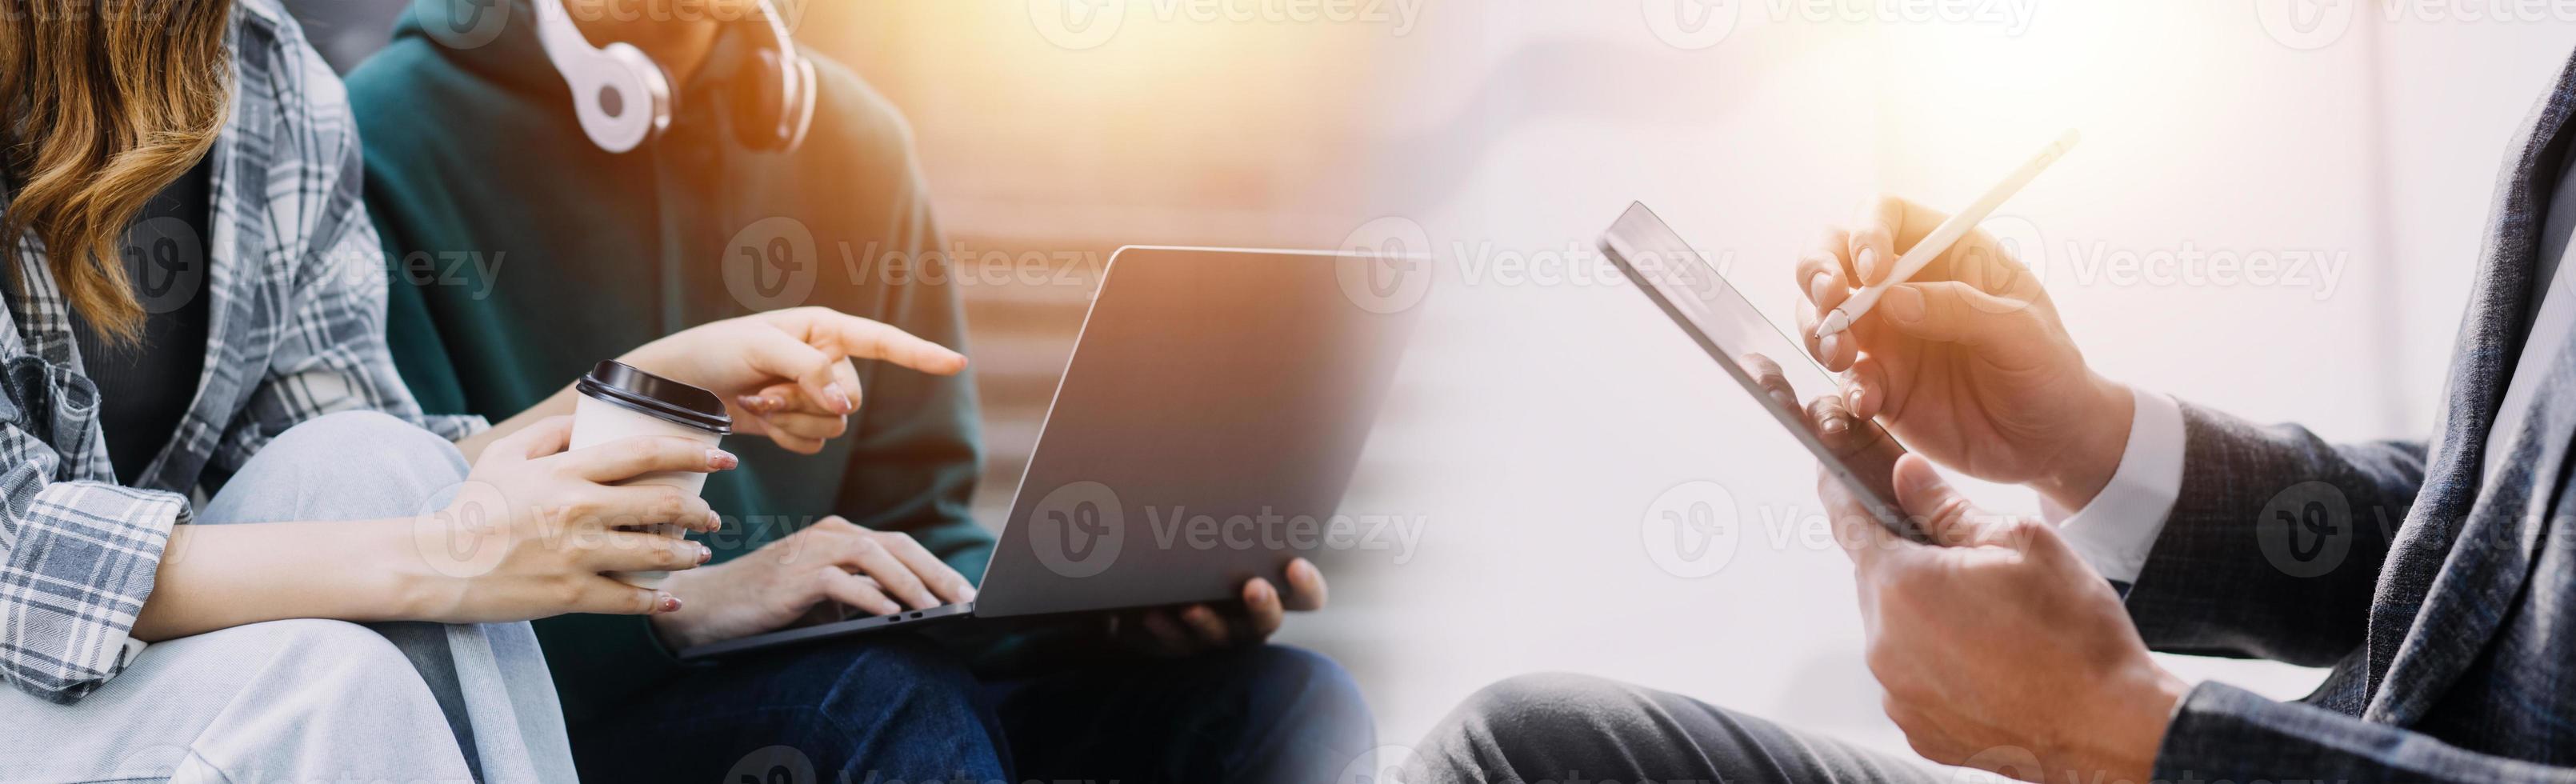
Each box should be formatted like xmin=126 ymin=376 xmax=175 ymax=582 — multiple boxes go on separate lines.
xmin=570 ymin=636 xmax=1372 ymax=784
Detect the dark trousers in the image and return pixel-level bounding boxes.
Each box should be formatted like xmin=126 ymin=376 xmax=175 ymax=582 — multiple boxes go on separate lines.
xmin=1402 ymin=674 xmax=1973 ymax=784
xmin=570 ymin=636 xmax=1373 ymax=784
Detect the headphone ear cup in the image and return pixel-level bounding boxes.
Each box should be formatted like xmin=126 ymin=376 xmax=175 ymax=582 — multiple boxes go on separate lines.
xmin=736 ymin=48 xmax=790 ymax=151
xmin=574 ymin=44 xmax=674 ymax=153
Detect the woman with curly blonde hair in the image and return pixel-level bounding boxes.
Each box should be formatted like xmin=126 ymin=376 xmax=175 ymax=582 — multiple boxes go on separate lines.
xmin=0 ymin=1 xmax=962 ymax=778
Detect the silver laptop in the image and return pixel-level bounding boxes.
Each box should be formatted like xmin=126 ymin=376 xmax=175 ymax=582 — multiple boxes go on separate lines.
xmin=678 ymin=245 xmax=1423 ymax=661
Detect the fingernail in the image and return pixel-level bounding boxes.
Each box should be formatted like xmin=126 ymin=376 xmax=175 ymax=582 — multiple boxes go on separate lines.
xmin=1846 ymin=385 xmax=1869 ymax=414
xmin=706 ymin=510 xmax=723 ymax=531
xmin=1819 ymin=333 xmax=1842 ymax=359
xmin=707 ymin=450 xmax=738 ymax=470
xmin=1252 ymin=580 xmax=1274 ymax=602
xmin=1807 ymin=272 xmax=1834 ymax=305
xmin=697 ymin=543 xmax=712 ymax=564
xmin=1883 ymin=285 xmax=1925 ymax=323
xmin=1899 ymin=458 xmax=1945 ymax=495
xmin=657 ymin=593 xmax=682 ymax=613
xmin=1856 ymin=246 xmax=1878 ymax=281
xmin=735 ymin=394 xmax=769 ymax=413
xmin=1822 ymin=414 xmax=1849 ymax=435
xmin=822 ymin=384 xmax=854 ymax=414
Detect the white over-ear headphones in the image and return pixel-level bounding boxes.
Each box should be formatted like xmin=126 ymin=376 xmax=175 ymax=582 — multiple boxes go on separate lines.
xmin=530 ymin=0 xmax=815 ymax=154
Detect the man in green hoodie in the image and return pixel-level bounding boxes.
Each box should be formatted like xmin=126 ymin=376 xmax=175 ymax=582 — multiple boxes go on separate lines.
xmin=342 ymin=1 xmax=1370 ymax=781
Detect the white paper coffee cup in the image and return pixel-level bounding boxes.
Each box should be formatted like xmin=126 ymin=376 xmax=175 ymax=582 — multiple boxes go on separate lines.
xmin=568 ymin=361 xmax=732 ymax=589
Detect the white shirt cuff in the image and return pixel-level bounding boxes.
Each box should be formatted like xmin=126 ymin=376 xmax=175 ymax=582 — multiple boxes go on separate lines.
xmin=2043 ymin=385 xmax=2185 ymax=583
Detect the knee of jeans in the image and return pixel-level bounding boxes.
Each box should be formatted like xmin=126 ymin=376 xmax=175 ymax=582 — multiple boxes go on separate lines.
xmin=1449 ymin=672 xmax=1647 ymax=739
xmin=1232 ymin=645 xmax=1370 ymax=729
xmin=800 ymin=636 xmax=987 ymax=732
xmin=215 ymin=619 xmax=442 ymax=712
xmin=230 ymin=410 xmax=468 ymax=519
xmin=224 ymin=618 xmax=411 ymax=671
xmin=266 ymin=410 xmax=464 ymax=477
xmin=1160 ymin=643 xmax=1371 ymax=776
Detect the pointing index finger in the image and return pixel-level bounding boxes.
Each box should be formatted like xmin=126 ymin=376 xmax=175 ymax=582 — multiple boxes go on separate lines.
xmin=807 ymin=312 xmax=966 ymax=376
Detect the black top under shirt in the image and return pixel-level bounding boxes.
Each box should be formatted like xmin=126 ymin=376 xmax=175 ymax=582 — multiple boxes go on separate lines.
xmin=64 ymin=156 xmax=214 ymax=485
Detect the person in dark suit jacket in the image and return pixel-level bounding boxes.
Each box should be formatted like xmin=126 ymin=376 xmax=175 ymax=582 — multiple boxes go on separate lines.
xmin=1403 ymin=50 xmax=2576 ymax=784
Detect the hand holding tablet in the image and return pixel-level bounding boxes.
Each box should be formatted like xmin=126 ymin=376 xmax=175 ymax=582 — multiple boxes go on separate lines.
xmin=1598 ymin=202 xmax=1927 ymax=543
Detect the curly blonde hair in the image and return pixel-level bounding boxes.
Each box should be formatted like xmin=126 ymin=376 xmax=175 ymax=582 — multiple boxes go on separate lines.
xmin=0 ymin=0 xmax=233 ymax=342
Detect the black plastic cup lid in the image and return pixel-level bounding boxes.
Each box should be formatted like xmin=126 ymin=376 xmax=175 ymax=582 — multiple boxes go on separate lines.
xmin=575 ymin=361 xmax=732 ymax=435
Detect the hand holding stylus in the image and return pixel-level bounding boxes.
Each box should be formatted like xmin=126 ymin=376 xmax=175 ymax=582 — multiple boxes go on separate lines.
xmin=1814 ymin=130 xmax=2080 ymax=340
xmin=1791 ymin=189 xmax=2129 ymax=515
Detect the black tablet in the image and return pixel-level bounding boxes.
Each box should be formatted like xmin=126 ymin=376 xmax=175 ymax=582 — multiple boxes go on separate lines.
xmin=1597 ymin=202 xmax=1930 ymax=544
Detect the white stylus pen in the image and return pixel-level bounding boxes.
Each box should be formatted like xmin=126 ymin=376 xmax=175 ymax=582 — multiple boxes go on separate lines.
xmin=1814 ymin=129 xmax=2082 ymax=340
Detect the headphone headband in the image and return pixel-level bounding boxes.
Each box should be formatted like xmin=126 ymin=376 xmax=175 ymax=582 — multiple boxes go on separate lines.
xmin=746 ymin=2 xmax=817 ymax=151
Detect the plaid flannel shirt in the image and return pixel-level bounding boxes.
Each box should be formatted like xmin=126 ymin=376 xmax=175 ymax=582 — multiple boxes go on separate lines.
xmin=0 ymin=0 xmax=482 ymax=704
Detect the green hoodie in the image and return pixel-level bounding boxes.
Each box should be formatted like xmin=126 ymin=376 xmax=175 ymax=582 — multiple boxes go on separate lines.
xmin=345 ymin=0 xmax=994 ymax=726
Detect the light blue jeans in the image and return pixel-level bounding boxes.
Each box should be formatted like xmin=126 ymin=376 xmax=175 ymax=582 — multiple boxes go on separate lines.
xmin=0 ymin=411 xmax=577 ymax=782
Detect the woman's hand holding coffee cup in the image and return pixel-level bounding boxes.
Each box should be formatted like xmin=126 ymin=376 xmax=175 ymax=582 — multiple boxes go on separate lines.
xmin=406 ymin=416 xmax=734 ymax=622
xmin=618 ymin=306 xmax=969 ymax=454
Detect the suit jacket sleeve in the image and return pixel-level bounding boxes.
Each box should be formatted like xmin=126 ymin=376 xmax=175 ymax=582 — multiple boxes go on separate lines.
xmin=2122 ymin=402 xmax=2428 ymax=666
xmin=2158 ymin=682 xmax=2576 ymax=782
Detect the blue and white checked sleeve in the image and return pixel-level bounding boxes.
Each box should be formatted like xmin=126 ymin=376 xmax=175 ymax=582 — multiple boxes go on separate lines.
xmin=0 ymin=437 xmax=186 ymax=704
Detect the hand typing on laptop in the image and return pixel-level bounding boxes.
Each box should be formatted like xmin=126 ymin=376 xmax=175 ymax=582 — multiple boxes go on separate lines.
xmin=650 ymin=514 xmax=1328 ymax=654
xmin=650 ymin=516 xmax=980 ymax=650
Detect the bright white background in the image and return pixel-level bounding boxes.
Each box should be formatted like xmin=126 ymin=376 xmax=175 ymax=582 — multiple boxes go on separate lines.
xmin=1223 ymin=1 xmax=2576 ymax=758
